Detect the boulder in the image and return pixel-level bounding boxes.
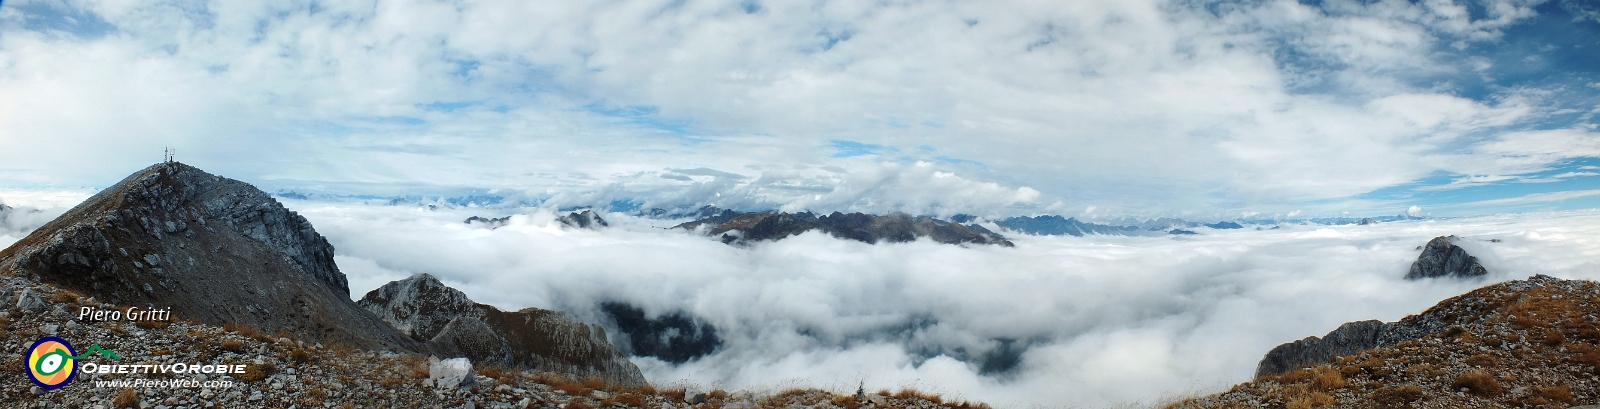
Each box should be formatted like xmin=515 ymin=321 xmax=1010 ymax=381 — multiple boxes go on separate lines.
xmin=429 ymin=357 xmax=476 ymax=389
xmin=15 ymin=288 xmax=46 ymax=312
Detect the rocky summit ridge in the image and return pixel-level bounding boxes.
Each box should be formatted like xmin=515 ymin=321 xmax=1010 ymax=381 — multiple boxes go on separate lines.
xmin=358 ymin=274 xmax=644 ymax=386
xmin=0 ymin=162 xmax=415 ymax=351
xmin=0 ymin=162 xmax=642 ymax=388
xmin=675 ymin=210 xmax=1013 ymax=247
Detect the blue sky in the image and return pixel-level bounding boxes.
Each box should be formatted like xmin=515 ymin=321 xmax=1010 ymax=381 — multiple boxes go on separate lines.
xmin=0 ymin=0 xmax=1597 ymax=219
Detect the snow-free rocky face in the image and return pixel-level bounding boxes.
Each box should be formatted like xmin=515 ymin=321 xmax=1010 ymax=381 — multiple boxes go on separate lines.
xmin=358 ymin=273 xmax=645 ymax=387
xmin=0 ymin=162 xmax=416 ymax=351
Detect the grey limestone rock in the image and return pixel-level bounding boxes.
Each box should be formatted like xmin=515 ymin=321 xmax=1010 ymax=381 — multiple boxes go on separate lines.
xmin=15 ymin=288 xmax=45 ymax=312
xmin=1406 ymin=235 xmax=1487 ymax=279
xmin=0 ymin=162 xmax=418 ymax=352
xmin=429 ymin=357 xmax=476 ymax=389
xmin=360 ymin=273 xmax=645 ymax=387
xmin=1254 ymin=320 xmax=1386 ymax=378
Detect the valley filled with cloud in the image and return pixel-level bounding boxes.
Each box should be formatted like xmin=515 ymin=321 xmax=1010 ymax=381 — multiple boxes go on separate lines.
xmin=169 ymin=197 xmax=1600 ymax=407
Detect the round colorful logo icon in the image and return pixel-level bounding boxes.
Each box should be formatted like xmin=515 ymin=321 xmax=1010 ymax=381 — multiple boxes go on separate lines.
xmin=26 ymin=336 xmax=78 ymax=390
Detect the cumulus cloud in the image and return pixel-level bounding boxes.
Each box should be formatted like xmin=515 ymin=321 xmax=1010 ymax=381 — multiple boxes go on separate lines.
xmin=0 ymin=0 xmax=1593 ymax=218
xmin=252 ymin=198 xmax=1600 ymax=408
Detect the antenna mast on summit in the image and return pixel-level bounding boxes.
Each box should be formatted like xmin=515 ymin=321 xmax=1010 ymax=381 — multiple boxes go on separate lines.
xmin=163 ymin=147 xmax=174 ymax=163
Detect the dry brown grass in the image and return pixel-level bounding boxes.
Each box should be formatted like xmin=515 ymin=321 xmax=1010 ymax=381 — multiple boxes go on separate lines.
xmin=1369 ymin=385 xmax=1422 ymax=405
xmin=891 ymin=388 xmax=943 ymax=404
xmin=657 ymin=387 xmax=686 ymax=401
xmin=1534 ymin=385 xmax=1576 ymax=405
xmin=1285 ymin=391 xmax=1334 ymax=409
xmin=476 ymin=363 xmax=518 ymax=384
xmin=1276 ymin=368 xmax=1315 ymax=383
xmin=565 ymin=398 xmax=593 ymax=409
xmin=1464 ymin=353 xmax=1497 ymax=367
xmin=708 ymin=389 xmax=730 ymax=399
xmin=288 ymin=348 xmax=314 ymax=363
xmin=582 ymin=377 xmax=607 ymax=391
xmin=222 ymin=322 xmax=266 ymax=340
xmin=1543 ymin=330 xmax=1566 ymax=346
xmin=50 ymin=290 xmax=80 ymax=304
xmin=550 ymin=377 xmax=592 ymax=396
xmin=220 ymin=339 xmax=245 ymax=353
xmin=1573 ymin=344 xmax=1600 ymax=369
xmin=1451 ymin=370 xmax=1502 ymax=396
xmin=1308 ymin=367 xmax=1346 ymax=391
xmin=235 ymin=362 xmax=276 ymax=382
xmin=831 ymin=394 xmax=863 ymax=409
xmin=613 ymin=393 xmax=646 ymax=407
xmin=113 ymin=389 xmax=138 ymax=408
xmin=327 ymin=342 xmax=355 ymax=356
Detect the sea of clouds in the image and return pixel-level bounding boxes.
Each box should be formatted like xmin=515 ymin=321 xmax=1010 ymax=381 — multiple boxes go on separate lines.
xmin=6 ymin=191 xmax=1600 ymax=407
xmin=287 ymin=201 xmax=1600 ymax=408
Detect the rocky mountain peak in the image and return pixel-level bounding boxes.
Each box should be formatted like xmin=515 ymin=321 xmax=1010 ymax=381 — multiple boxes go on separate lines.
xmin=0 ymin=162 xmax=415 ymax=351
xmin=1406 ymin=235 xmax=1488 ymax=280
xmin=357 ymin=273 xmax=478 ymax=339
xmin=556 ymin=210 xmax=608 ymax=229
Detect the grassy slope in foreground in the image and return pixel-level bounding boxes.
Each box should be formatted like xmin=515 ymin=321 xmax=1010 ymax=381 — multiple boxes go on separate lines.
xmin=1169 ymin=275 xmax=1600 ymax=409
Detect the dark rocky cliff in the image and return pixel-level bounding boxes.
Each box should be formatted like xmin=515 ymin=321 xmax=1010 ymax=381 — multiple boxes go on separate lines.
xmin=0 ymin=162 xmax=418 ymax=351
xmin=1406 ymin=235 xmax=1488 ymax=280
xmin=358 ymin=274 xmax=646 ymax=386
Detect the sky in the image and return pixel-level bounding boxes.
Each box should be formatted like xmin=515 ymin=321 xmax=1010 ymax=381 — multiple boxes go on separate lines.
xmin=0 ymin=0 xmax=1598 ymax=220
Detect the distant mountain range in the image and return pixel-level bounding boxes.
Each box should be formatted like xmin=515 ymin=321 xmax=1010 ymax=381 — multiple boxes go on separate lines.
xmin=674 ymin=210 xmax=1014 ymax=247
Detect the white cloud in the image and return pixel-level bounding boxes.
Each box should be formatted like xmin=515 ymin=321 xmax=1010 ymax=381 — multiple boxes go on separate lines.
xmin=0 ymin=0 xmax=1586 ymax=218
xmin=206 ymin=197 xmax=1599 ymax=408
xmin=1457 ymin=189 xmax=1600 ymax=207
xmin=0 ymin=189 xmax=94 ymax=248
xmin=1406 ymin=205 xmax=1424 ymax=217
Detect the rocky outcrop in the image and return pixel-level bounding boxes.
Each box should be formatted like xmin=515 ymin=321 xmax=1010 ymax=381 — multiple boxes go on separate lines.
xmin=556 ymin=210 xmax=608 ymax=229
xmin=1254 ymin=320 xmax=1387 ymax=378
xmin=358 ymin=274 xmax=645 ymax=386
xmin=464 ymin=216 xmax=512 ymax=229
xmin=1405 ymin=235 xmax=1487 ymax=280
xmin=1254 ymin=236 xmax=1497 ymax=377
xmin=0 ymin=162 xmax=418 ymax=351
xmin=1204 ymin=221 xmax=1244 ymax=229
xmin=675 ymin=211 xmax=1012 ymax=247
